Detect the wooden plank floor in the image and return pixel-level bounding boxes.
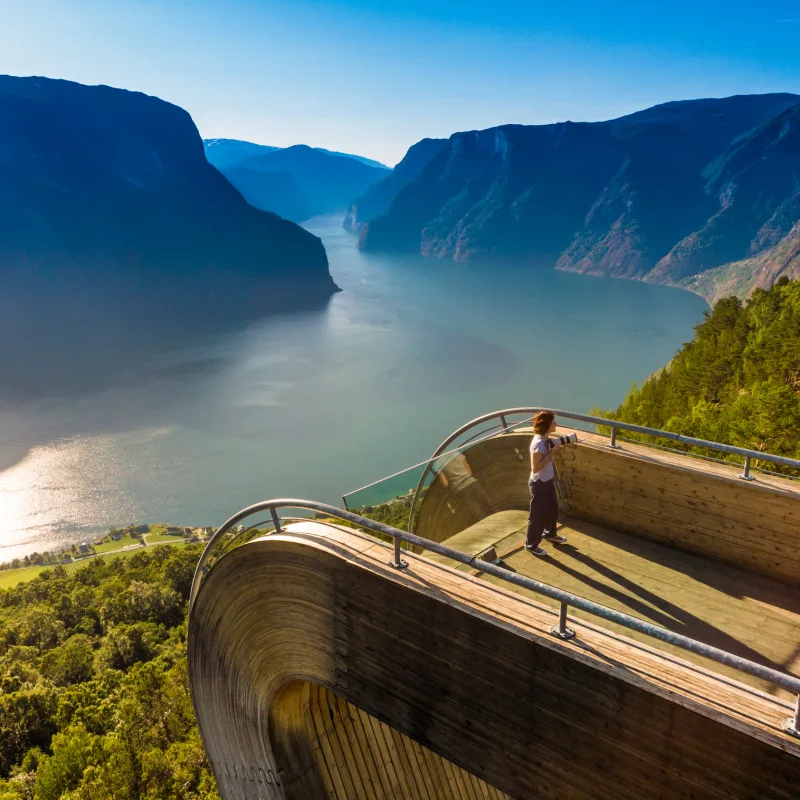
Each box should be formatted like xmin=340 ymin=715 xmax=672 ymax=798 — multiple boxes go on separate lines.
xmin=424 ymin=510 xmax=800 ymax=699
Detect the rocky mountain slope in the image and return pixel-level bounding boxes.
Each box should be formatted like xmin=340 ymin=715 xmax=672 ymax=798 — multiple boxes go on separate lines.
xmin=0 ymin=76 xmax=336 ymax=304
xmin=649 ymin=104 xmax=800 ymax=295
xmin=343 ymin=137 xmax=448 ymax=233
xmin=208 ymin=142 xmax=389 ymax=222
xmin=356 ymin=94 xmax=800 ymax=300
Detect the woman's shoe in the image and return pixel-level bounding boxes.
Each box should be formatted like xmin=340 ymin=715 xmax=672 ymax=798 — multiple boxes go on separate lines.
xmin=524 ymin=545 xmax=548 ymax=557
xmin=542 ymin=534 xmax=567 ymax=544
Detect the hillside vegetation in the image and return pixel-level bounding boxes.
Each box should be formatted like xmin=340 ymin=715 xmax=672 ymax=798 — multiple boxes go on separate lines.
xmin=0 ymin=546 xmax=219 ymax=800
xmin=601 ymin=277 xmax=800 ymax=470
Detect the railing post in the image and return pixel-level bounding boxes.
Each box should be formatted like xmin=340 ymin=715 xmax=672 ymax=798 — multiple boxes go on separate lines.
xmin=550 ymin=601 xmax=576 ymax=640
xmin=739 ymin=456 xmax=755 ymax=481
xmin=785 ymin=694 xmax=800 ymax=737
xmin=391 ymin=536 xmax=408 ymax=570
xmin=500 ymin=414 xmax=509 ymax=432
xmin=609 ymin=426 xmax=621 ymax=449
xmin=269 ymin=507 xmax=282 ymax=534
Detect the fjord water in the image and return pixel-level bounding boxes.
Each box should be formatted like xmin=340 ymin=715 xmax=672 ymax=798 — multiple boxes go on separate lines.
xmin=0 ymin=215 xmax=707 ymax=562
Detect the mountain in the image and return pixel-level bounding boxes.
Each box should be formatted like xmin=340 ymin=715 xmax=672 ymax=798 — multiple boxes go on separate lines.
xmin=361 ymin=124 xmax=629 ymax=260
xmin=649 ymin=104 xmax=800 ymax=298
xmin=312 ymin=147 xmax=388 ymax=170
xmin=357 ymin=94 xmax=800 ymax=300
xmin=0 ymin=76 xmax=337 ymax=305
xmin=221 ymin=167 xmax=311 ymax=225
xmin=204 ymin=139 xmax=387 ymax=171
xmin=203 ymin=138 xmax=279 ymax=170
xmin=205 ymin=141 xmax=390 ymax=222
xmin=343 ymin=137 xmax=448 ymax=234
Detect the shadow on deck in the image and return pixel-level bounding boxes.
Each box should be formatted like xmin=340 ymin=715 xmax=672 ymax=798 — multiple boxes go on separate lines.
xmin=424 ymin=510 xmax=800 ymax=697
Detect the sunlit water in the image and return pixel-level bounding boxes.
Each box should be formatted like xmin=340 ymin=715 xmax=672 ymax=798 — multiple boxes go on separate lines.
xmin=0 ymin=215 xmax=707 ymax=561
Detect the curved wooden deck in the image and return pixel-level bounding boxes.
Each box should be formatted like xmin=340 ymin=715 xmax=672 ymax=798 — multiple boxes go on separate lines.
xmin=416 ymin=429 xmax=800 ymax=584
xmin=188 ymin=522 xmax=800 ymax=800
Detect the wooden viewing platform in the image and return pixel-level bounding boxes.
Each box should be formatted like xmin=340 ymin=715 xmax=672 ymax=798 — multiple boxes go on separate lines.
xmin=189 ymin=523 xmax=799 ymax=800
xmin=189 ymin=420 xmax=800 ymax=799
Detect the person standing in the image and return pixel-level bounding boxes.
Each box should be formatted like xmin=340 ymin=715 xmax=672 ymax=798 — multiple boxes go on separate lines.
xmin=525 ymin=411 xmax=567 ymax=556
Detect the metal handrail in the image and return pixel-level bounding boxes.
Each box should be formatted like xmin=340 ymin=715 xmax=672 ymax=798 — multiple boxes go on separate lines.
xmin=406 ymin=407 xmax=800 ymax=534
xmin=189 ymin=498 xmax=800 ymax=738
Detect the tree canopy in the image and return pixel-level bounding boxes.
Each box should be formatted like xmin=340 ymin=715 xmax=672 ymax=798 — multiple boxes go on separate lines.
xmin=600 ymin=276 xmax=800 ymax=471
xmin=0 ymin=546 xmax=219 ymax=800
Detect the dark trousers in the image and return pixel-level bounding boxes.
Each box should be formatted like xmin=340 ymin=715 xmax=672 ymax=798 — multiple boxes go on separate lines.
xmin=525 ymin=478 xmax=558 ymax=548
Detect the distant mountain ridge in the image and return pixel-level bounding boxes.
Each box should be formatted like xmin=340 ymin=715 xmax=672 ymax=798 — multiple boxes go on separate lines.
xmin=203 ymin=138 xmax=279 ymax=170
xmin=355 ymin=94 xmax=800 ymax=301
xmin=206 ymin=139 xmax=389 ymax=223
xmin=0 ymin=76 xmax=337 ymax=304
xmin=204 ymin=138 xmax=387 ymax=171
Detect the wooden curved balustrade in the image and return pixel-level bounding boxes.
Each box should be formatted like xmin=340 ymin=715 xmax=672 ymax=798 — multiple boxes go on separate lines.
xmin=188 ymin=523 xmax=800 ymax=800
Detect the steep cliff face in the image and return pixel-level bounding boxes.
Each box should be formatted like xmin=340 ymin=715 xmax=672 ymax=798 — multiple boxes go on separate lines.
xmin=555 ymin=120 xmax=719 ymax=278
xmin=0 ymin=76 xmax=336 ymax=301
xmin=649 ymin=104 xmax=800 ymax=283
xmin=358 ymin=93 xmax=800 ymax=297
xmin=343 ymin=137 xmax=448 ymax=233
xmin=363 ymin=124 xmax=629 ymax=260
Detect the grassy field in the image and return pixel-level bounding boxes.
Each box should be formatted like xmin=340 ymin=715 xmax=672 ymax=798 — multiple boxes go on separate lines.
xmin=144 ymin=532 xmax=185 ymax=544
xmin=91 ymin=547 xmax=181 ymax=565
xmin=93 ymin=535 xmax=143 ymax=553
xmin=0 ymin=538 xmax=190 ymax=589
xmin=0 ymin=564 xmax=51 ymax=589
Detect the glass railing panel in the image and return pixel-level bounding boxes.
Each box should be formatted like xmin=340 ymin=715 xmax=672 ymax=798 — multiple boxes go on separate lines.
xmin=341 ymin=411 xmax=618 ymax=561
xmin=343 ymin=415 xmax=538 ymax=547
xmin=343 ymin=460 xmax=432 ymax=533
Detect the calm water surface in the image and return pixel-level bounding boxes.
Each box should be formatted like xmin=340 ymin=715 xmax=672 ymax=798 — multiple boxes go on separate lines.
xmin=0 ymin=215 xmax=707 ymax=561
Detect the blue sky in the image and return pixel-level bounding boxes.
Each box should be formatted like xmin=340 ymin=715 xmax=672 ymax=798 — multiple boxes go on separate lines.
xmin=2 ymin=0 xmax=799 ymax=165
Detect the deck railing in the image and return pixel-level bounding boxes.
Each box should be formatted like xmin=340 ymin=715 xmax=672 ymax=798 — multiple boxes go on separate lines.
xmin=189 ymin=498 xmax=800 ymax=739
xmin=402 ymin=407 xmax=800 ymax=534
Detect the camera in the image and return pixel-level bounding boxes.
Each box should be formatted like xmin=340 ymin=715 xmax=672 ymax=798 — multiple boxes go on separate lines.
xmin=547 ymin=433 xmax=578 ymax=450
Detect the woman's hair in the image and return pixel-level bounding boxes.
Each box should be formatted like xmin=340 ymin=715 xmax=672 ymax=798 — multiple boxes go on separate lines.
xmin=533 ymin=410 xmax=554 ymax=435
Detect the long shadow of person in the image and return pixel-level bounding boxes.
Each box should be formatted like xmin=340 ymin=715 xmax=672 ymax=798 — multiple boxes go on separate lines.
xmin=550 ymin=544 xmax=789 ymax=679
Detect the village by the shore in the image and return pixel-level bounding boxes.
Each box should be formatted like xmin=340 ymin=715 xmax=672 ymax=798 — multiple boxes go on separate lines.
xmin=0 ymin=523 xmax=215 ymax=588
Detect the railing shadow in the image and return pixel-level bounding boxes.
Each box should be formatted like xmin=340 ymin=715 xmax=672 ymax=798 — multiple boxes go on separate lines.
xmin=552 ymin=543 xmax=790 ymax=680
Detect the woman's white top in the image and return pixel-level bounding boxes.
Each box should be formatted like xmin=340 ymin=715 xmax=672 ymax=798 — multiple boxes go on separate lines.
xmin=530 ymin=434 xmax=554 ymax=482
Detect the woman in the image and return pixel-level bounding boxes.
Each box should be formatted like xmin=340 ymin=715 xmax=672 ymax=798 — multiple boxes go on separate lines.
xmin=525 ymin=410 xmax=567 ymax=556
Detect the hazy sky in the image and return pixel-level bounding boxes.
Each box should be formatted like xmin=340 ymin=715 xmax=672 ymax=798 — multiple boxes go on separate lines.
xmin=2 ymin=0 xmax=800 ymax=165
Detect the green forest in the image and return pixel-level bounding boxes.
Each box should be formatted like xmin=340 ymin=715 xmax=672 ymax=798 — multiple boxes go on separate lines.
xmin=0 ymin=545 xmax=219 ymax=800
xmin=601 ymin=276 xmax=800 ymax=471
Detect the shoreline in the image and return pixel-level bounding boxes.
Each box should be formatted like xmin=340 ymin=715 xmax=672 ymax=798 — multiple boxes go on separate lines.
xmin=0 ymin=522 xmax=211 ymax=589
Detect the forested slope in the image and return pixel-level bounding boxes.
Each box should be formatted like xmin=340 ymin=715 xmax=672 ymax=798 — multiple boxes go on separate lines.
xmin=602 ymin=277 xmax=800 ymax=469
xmin=0 ymin=546 xmax=218 ymax=800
